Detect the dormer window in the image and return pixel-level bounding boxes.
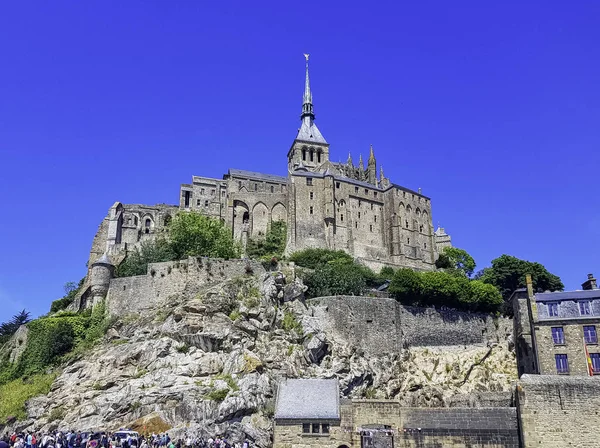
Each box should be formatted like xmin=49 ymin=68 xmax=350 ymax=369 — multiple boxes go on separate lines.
xmin=580 ymin=301 xmax=592 ymax=316
xmin=548 ymin=302 xmax=559 ymax=317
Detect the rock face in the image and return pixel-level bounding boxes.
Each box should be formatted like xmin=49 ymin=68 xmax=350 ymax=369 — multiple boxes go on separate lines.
xmin=5 ymin=270 xmax=518 ymax=447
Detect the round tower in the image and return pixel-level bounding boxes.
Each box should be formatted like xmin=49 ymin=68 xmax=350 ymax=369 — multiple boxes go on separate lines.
xmin=90 ymin=253 xmax=115 ymax=307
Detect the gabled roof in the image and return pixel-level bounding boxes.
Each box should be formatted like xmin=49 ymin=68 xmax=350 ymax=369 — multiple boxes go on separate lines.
xmin=275 ymin=378 xmax=340 ymax=420
xmin=227 ymin=169 xmax=287 ymax=184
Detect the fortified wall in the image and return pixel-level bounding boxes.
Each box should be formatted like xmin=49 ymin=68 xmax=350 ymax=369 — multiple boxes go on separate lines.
xmin=305 ymin=296 xmax=512 ymax=354
xmin=104 ymin=257 xmax=265 ymax=317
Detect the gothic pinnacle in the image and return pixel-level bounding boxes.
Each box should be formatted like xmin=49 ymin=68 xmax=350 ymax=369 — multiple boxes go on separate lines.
xmin=301 ymin=53 xmax=314 ymax=120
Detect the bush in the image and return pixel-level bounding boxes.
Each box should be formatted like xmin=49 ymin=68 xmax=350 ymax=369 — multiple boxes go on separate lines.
xmin=282 ymin=312 xmax=303 ymax=334
xmin=303 ymin=262 xmax=368 ymax=298
xmin=247 ymin=221 xmax=287 ymax=259
xmin=116 ymin=238 xmax=176 ymax=277
xmin=289 ymin=248 xmax=353 ymax=270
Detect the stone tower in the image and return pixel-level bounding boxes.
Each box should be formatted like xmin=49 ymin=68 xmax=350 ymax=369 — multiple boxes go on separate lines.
xmin=90 ymin=253 xmax=114 ymax=307
xmin=287 ymin=54 xmax=330 ymax=172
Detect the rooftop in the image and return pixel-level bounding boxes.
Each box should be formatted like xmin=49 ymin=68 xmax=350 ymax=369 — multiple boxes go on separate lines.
xmin=227 ymin=169 xmax=287 ymax=184
xmin=535 ymin=289 xmax=600 ymax=302
xmin=274 ymin=378 xmax=340 ymax=420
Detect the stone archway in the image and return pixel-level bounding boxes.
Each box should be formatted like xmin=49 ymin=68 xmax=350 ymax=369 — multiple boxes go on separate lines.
xmin=233 ymin=200 xmax=250 ymax=241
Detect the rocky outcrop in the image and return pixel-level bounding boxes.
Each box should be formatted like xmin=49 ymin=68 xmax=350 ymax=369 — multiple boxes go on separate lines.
xmin=5 ymin=269 xmax=518 ymax=447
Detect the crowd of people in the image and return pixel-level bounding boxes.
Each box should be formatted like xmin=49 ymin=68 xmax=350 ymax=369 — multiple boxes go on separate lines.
xmin=0 ymin=432 xmax=251 ymax=448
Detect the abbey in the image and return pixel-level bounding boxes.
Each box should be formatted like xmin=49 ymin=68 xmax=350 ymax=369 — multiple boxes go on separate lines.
xmin=92 ymin=58 xmax=452 ymax=271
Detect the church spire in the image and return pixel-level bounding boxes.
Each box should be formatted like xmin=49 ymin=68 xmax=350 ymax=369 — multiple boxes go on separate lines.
xmin=301 ymin=53 xmax=314 ymax=120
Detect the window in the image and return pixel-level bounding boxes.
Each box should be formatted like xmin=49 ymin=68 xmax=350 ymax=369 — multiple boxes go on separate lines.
xmin=407 ymin=238 xmax=410 ymax=244
xmin=355 ymin=222 xmax=358 ymax=229
xmin=254 ymin=184 xmax=258 ymax=191
xmin=579 ymin=301 xmax=592 ymax=316
xmin=184 ymin=191 xmax=191 ymax=208
xmin=555 ymin=354 xmax=569 ymax=374
xmin=145 ymin=219 xmax=151 ymax=234
xmin=321 ymin=424 xmax=330 ymax=434
xmin=358 ymin=212 xmax=361 ymax=219
xmin=548 ymin=302 xmax=559 ymax=317
xmin=310 ymin=206 xmax=313 ymax=214
xmin=336 ymin=182 xmax=340 ymax=189
xmin=238 ymin=181 xmax=242 ymax=189
xmin=310 ymin=192 xmax=314 ymax=200
xmin=302 ymin=149 xmax=306 ymax=161
xmin=591 ymin=353 xmax=600 ymax=374
xmin=355 ymin=186 xmax=359 ymax=193
xmin=584 ymin=326 xmax=598 ymax=344
xmin=369 ymin=225 xmax=373 ymax=232
xmin=374 ymin=215 xmax=377 ymax=222
xmin=310 ymin=150 xmax=314 ymax=162
xmin=312 ymin=424 xmax=319 ymax=434
xmin=211 ymin=189 xmax=215 ymax=195
xmin=340 ymin=214 xmax=344 ymax=222
xmin=551 ymin=327 xmax=565 ymax=345
xmin=405 ymin=220 xmax=409 ymax=228
xmin=359 ymin=200 xmax=362 ymax=207
xmin=424 ymin=243 xmax=427 ymax=249
xmin=201 ymin=188 xmax=205 ymax=194
xmin=204 ymin=200 xmax=209 ymax=207
xmin=271 ymin=185 xmax=274 ymax=193
xmin=307 ymin=178 xmax=313 ymax=186
xmin=197 ymin=199 xmax=201 ymax=206
xmin=374 ymin=192 xmax=377 ymax=198
xmin=317 ymin=151 xmax=321 ymax=163
xmin=302 ymin=423 xmax=310 ymax=434
xmin=419 ymin=225 xmax=423 ymax=232
xmin=365 ymin=189 xmax=368 ymax=195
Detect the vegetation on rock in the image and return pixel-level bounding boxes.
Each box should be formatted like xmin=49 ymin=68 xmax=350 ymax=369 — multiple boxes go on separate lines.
xmin=50 ymin=278 xmax=86 ymax=313
xmin=0 ymin=373 xmax=56 ymax=423
xmin=0 ymin=310 xmax=31 ymax=345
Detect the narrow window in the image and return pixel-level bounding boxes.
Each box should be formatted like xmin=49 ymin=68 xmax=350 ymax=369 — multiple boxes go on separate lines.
xmin=145 ymin=219 xmax=151 ymax=234
xmin=359 ymin=200 xmax=362 ymax=207
xmin=407 ymin=238 xmax=410 ymax=244
xmin=222 ymin=190 xmax=225 ymax=197
xmin=197 ymin=199 xmax=201 ymax=206
xmin=204 ymin=200 xmax=209 ymax=207
xmin=134 ymin=217 xmax=138 ymax=225
xmin=201 ymin=188 xmax=205 ymax=194
xmin=419 ymin=225 xmax=423 ymax=232
xmin=369 ymin=224 xmax=373 ymax=232
xmin=307 ymin=178 xmax=313 ymax=186
xmin=255 ymin=184 xmax=258 ymax=191
xmin=374 ymin=192 xmax=377 ymax=198
xmin=271 ymin=185 xmax=274 ymax=193
xmin=591 ymin=353 xmax=600 ymax=374
xmin=310 ymin=192 xmax=314 ymax=200
xmin=358 ymin=212 xmax=361 ymax=219
xmin=340 ymin=214 xmax=344 ymax=222
xmin=238 ymin=181 xmax=242 ymax=189
xmin=302 ymin=423 xmax=310 ymax=434
xmin=355 ymin=222 xmax=358 ymax=229
xmin=548 ymin=302 xmax=559 ymax=317
xmin=355 ymin=186 xmax=359 ymax=193
xmin=336 ymin=182 xmax=340 ymax=189
xmin=374 ymin=215 xmax=377 ymax=222
xmin=365 ymin=189 xmax=368 ymax=195
xmin=310 ymin=150 xmax=314 ymax=162
xmin=584 ymin=326 xmax=598 ymax=344
xmin=321 ymin=424 xmax=330 ymax=434
xmin=555 ymin=354 xmax=569 ymax=374
xmin=580 ymin=301 xmax=592 ymax=316
xmin=302 ymin=149 xmax=306 ymax=160
xmin=370 ymin=203 xmax=373 ymax=210
xmin=211 ymin=189 xmax=215 ymax=195
xmin=317 ymin=151 xmax=321 ymax=163
xmin=424 ymin=243 xmax=427 ymax=249
xmin=184 ymin=191 xmax=190 ymax=208
xmin=310 ymin=206 xmax=313 ymax=214
xmin=312 ymin=424 xmax=319 ymax=434
xmin=551 ymin=327 xmax=565 ymax=345
xmin=403 ymin=192 xmax=406 ymax=198
xmin=405 ymin=220 xmax=409 ymax=228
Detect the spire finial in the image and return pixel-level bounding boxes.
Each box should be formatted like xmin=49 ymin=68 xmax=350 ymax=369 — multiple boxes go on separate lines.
xmin=301 ymin=54 xmax=314 ymax=120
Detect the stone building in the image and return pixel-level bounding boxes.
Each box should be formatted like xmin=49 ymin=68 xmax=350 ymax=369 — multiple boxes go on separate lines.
xmin=512 ymin=273 xmax=600 ymax=376
xmin=273 ymin=378 xmax=520 ymax=448
xmin=179 ymin=56 xmax=452 ymax=271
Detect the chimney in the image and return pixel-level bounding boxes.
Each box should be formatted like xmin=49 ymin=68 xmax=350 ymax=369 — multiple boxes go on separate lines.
xmin=582 ymin=273 xmax=598 ymax=291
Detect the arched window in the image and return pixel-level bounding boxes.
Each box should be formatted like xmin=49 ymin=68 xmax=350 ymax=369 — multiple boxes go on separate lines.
xmin=270 ymin=185 xmax=274 ymax=193
xmin=317 ymin=150 xmax=322 ymax=163
xmin=339 ymin=200 xmax=345 ymax=207
xmin=302 ymin=148 xmax=306 ymax=160
xmin=145 ymin=219 xmax=151 ymax=234
xmin=310 ymin=149 xmax=314 ymax=162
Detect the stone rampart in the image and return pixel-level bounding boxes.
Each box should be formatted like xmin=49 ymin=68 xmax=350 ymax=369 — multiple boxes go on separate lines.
xmin=517 ymin=374 xmax=600 ymax=448
xmin=306 ymin=296 xmax=512 ymax=355
xmin=106 ymin=257 xmax=265 ymax=317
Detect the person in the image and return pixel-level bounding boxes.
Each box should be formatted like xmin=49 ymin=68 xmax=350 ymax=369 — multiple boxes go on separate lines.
xmin=0 ymin=439 xmax=9 ymax=448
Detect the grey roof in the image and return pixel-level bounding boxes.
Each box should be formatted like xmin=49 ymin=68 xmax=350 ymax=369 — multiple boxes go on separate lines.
xmin=296 ymin=117 xmax=328 ymax=144
xmin=93 ymin=253 xmax=114 ymax=266
xmin=535 ymin=289 xmax=600 ymax=302
xmin=227 ymin=169 xmax=287 ymax=184
xmin=274 ymin=378 xmax=340 ymax=420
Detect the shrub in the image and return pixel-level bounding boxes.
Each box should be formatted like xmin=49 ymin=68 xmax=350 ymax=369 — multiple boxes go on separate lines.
xmin=303 ymin=262 xmax=368 ymax=298
xmin=282 ymin=312 xmax=303 ymax=334
xmin=246 ymin=221 xmax=287 ymax=259
xmin=116 ymin=238 xmax=176 ymax=277
xmin=289 ymin=248 xmax=353 ymax=270
xmin=205 ymin=388 xmax=229 ymax=402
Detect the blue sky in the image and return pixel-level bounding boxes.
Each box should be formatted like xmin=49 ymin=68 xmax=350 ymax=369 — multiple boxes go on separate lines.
xmin=1 ymin=1 xmax=599 ymax=321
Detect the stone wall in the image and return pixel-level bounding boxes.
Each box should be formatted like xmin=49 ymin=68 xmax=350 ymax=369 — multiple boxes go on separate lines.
xmin=106 ymin=257 xmax=265 ymax=317
xmin=274 ymin=401 xmax=519 ymax=448
xmin=305 ymin=296 xmax=512 ymax=355
xmin=517 ymin=374 xmax=600 ymax=448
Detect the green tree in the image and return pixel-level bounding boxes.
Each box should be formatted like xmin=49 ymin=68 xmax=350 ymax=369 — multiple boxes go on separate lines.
xmin=476 ymin=254 xmax=564 ymax=301
xmin=115 ymin=237 xmax=176 ymax=277
xmin=289 ymin=248 xmax=353 ymax=269
xmin=435 ymin=247 xmax=476 ymax=277
xmin=304 ymin=262 xmax=368 ymax=298
xmin=246 ymin=221 xmax=287 ymax=259
xmin=169 ymin=211 xmax=239 ymax=260
xmin=388 ymin=269 xmax=423 ymax=305
xmin=0 ymin=310 xmax=31 ymax=344
xmin=467 ymin=280 xmax=503 ymax=313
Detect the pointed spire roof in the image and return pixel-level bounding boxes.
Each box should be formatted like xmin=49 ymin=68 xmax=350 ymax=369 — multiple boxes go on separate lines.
xmin=347 ymin=152 xmax=353 ymax=166
xmin=368 ymin=144 xmax=376 ymax=163
xmin=380 ymin=165 xmax=385 ymax=179
xmin=295 ymin=54 xmax=327 ymax=145
xmin=358 ymin=154 xmax=364 ymax=169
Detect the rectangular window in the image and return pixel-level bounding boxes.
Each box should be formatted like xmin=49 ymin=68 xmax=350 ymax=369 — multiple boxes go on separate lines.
xmin=322 ymin=424 xmax=330 ymax=434
xmin=584 ymin=326 xmax=598 ymax=344
xmin=310 ymin=206 xmax=313 ymax=214
xmin=591 ymin=353 xmax=600 ymax=374
xmin=551 ymin=327 xmax=565 ymax=345
xmin=374 ymin=192 xmax=377 ymax=198
xmin=340 ymin=214 xmax=344 ymax=222
xmin=548 ymin=302 xmax=559 ymax=317
xmin=302 ymin=423 xmax=310 ymax=434
xmin=336 ymin=182 xmax=340 ymax=189
xmin=355 ymin=222 xmax=358 ymax=229
xmin=310 ymin=192 xmax=314 ymax=200
xmin=271 ymin=185 xmax=274 ymax=193
xmin=365 ymin=189 xmax=368 ymax=195
xmin=255 ymin=184 xmax=258 ymax=191
xmin=211 ymin=189 xmax=215 ymax=195
xmin=555 ymin=354 xmax=569 ymax=374
xmin=204 ymin=200 xmax=209 ymax=207
xmin=184 ymin=191 xmax=190 ymax=208
xmin=201 ymin=188 xmax=205 ymax=194
xmin=355 ymin=186 xmax=359 ymax=193
xmin=312 ymin=424 xmax=320 ymax=434
xmin=358 ymin=212 xmax=361 ymax=219
xmin=370 ymin=203 xmax=373 ymax=210
xmin=197 ymin=199 xmax=201 ymax=206
xmin=579 ymin=301 xmax=592 ymax=316
xmin=369 ymin=224 xmax=373 ymax=232
xmin=374 ymin=215 xmax=377 ymax=222
xmin=306 ymin=178 xmax=313 ymax=186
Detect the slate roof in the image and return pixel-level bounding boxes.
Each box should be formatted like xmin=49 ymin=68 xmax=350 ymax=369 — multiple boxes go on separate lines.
xmin=227 ymin=169 xmax=287 ymax=184
xmin=274 ymin=378 xmax=340 ymax=420
xmin=295 ymin=117 xmax=328 ymax=144
xmin=535 ymin=289 xmax=600 ymax=302
xmin=93 ymin=253 xmax=114 ymax=266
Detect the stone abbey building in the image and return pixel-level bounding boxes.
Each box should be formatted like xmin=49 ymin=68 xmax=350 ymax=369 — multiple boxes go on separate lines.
xmin=91 ymin=57 xmax=451 ymax=270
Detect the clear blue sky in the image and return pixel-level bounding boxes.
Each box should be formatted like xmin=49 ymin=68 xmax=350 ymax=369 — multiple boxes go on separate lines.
xmin=1 ymin=1 xmax=599 ymax=321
